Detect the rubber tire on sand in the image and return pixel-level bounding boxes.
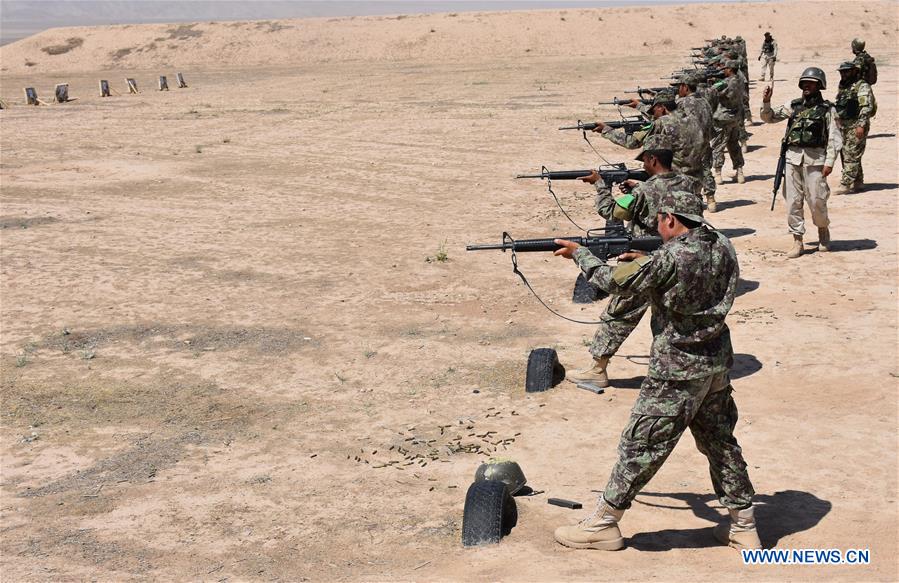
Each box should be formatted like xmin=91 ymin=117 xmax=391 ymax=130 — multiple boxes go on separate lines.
xmin=462 ymin=480 xmax=518 ymax=547
xmin=525 ymin=348 xmax=565 ymax=393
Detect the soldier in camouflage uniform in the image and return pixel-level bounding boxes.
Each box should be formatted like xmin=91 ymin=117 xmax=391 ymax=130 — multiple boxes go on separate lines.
xmin=732 ymin=38 xmax=753 ymax=125
xmin=834 ymin=61 xmax=876 ymax=194
xmin=695 ymin=75 xmax=722 ymax=209
xmin=710 ymin=60 xmax=746 ymax=185
xmin=567 ymin=136 xmax=698 ymax=389
xmin=761 ymin=68 xmax=842 ymax=259
xmin=552 ymin=190 xmax=760 ymax=552
xmin=673 ymin=71 xmax=717 ymax=211
xmin=591 ymin=92 xmax=704 ymax=196
xmin=850 ymin=38 xmax=877 ymax=86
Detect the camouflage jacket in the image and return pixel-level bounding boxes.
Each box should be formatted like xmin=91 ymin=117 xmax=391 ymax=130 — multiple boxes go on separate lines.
xmin=835 ymin=79 xmax=876 ymax=125
xmin=711 ymin=74 xmax=745 ymax=124
xmin=573 ymin=226 xmax=737 ymax=380
xmin=600 ymin=114 xmax=705 ymax=179
xmin=595 ymin=171 xmax=699 ymax=237
xmin=696 ymin=85 xmax=720 ymax=113
xmin=853 ymin=51 xmax=876 ymax=83
xmin=677 ymin=93 xmax=713 ymax=142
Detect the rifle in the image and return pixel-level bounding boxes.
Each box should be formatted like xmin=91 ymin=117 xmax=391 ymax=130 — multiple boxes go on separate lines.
xmin=558 ymin=117 xmax=648 ymax=134
xmin=598 ymin=97 xmax=650 ymax=106
xmin=516 ymin=164 xmax=649 ymax=185
xmin=666 ymin=67 xmax=723 ymax=80
xmin=468 ymin=229 xmax=663 ymax=316
xmin=771 ymin=110 xmax=799 ymax=211
xmin=624 ymin=86 xmax=668 ymax=95
xmin=467 ymin=231 xmax=663 ymax=261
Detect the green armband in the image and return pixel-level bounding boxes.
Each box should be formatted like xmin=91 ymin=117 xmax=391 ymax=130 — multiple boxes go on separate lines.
xmin=612 ymin=194 xmax=636 ymax=221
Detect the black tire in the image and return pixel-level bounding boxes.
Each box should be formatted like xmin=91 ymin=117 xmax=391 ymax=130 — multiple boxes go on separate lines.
xmin=525 ymin=348 xmax=565 ymax=393
xmin=572 ymin=273 xmax=609 ymax=304
xmin=462 ymin=480 xmax=518 ymax=547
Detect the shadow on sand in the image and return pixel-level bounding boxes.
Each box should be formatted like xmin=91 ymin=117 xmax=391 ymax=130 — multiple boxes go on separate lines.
xmin=628 ymin=490 xmax=831 ymax=550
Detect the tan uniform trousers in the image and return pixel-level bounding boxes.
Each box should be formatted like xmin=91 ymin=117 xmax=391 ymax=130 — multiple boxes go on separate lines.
xmin=786 ymin=162 xmax=830 ymax=237
xmin=760 ymin=57 xmax=775 ymax=81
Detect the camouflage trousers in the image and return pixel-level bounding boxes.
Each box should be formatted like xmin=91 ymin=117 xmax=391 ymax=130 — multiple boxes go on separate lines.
xmin=589 ymin=293 xmax=648 ymax=359
xmin=839 ymin=123 xmax=868 ymax=186
xmin=712 ymin=122 xmax=745 ymax=170
xmin=603 ymin=372 xmax=755 ymax=511
xmin=701 ymin=149 xmax=717 ymax=196
xmin=742 ymin=81 xmax=752 ymax=122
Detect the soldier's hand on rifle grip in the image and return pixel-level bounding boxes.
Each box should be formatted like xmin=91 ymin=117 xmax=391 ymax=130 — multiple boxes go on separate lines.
xmin=591 ymin=121 xmax=606 ymax=133
xmin=619 ymin=179 xmax=637 ymax=193
xmin=762 ymin=85 xmax=773 ymax=103
xmin=579 ymin=170 xmax=600 ymax=185
xmin=617 ymin=251 xmax=647 ymax=262
xmin=822 ymin=166 xmax=833 ymax=177
xmin=626 ymin=99 xmax=640 ymax=109
xmin=553 ymin=239 xmax=581 ymax=259
xmin=854 ymin=126 xmax=865 ymax=140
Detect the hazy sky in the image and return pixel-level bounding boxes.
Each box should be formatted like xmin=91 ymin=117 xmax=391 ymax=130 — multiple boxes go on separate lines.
xmin=0 ymin=0 xmax=751 ymax=45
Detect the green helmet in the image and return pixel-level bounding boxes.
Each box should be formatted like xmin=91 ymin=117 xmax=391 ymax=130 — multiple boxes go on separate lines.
xmin=838 ymin=61 xmax=858 ymax=72
xmin=474 ymin=459 xmax=527 ymax=495
xmin=799 ymin=66 xmax=827 ymax=90
xmin=851 ymin=38 xmax=865 ymax=52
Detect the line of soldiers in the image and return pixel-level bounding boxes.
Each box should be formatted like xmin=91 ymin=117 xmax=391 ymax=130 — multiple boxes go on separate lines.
xmin=520 ymin=34 xmax=878 ymax=553
xmin=525 ymin=36 xmax=767 ymax=554
xmin=587 ymin=35 xmax=755 ymax=216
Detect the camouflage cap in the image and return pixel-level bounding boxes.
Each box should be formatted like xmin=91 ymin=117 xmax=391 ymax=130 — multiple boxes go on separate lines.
xmin=676 ymin=71 xmax=703 ymax=87
xmin=725 ymin=59 xmax=741 ymax=70
xmin=651 ymin=90 xmax=676 ymax=109
xmin=657 ymin=190 xmax=707 ymax=225
xmin=838 ymin=60 xmax=858 ymax=71
xmin=635 ymin=133 xmax=674 ymax=160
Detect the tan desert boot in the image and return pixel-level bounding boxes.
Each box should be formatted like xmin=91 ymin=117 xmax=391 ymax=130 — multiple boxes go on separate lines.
xmin=714 ymin=168 xmax=724 ymax=185
xmin=566 ymin=356 xmax=610 ymax=388
xmin=555 ymin=498 xmax=625 ymax=550
xmin=735 ymin=167 xmax=746 ymax=184
xmin=818 ymin=227 xmax=831 ymax=252
xmin=786 ymin=235 xmax=803 ymax=259
xmin=706 ymin=195 xmax=718 ymax=213
xmin=713 ymin=506 xmax=762 ymax=550
xmin=833 ymin=183 xmax=853 ymax=195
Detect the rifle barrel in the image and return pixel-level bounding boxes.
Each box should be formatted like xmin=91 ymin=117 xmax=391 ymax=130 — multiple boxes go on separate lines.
xmin=558 ymin=122 xmax=598 ymax=131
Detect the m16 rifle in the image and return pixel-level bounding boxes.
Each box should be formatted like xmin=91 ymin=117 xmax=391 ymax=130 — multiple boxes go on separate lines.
xmin=623 ymin=86 xmax=669 ymax=98
xmin=515 ymin=164 xmax=649 ymax=185
xmin=467 ymin=230 xmax=664 ymax=318
xmin=771 ymin=109 xmax=799 ymax=211
xmin=597 ymin=97 xmax=651 ymax=106
xmin=467 ymin=231 xmax=662 ymax=259
xmin=558 ymin=117 xmax=648 ymax=134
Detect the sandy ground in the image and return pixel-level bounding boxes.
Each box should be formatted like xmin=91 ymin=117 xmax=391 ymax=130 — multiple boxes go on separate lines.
xmin=1 ymin=1 xmax=897 ymax=581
